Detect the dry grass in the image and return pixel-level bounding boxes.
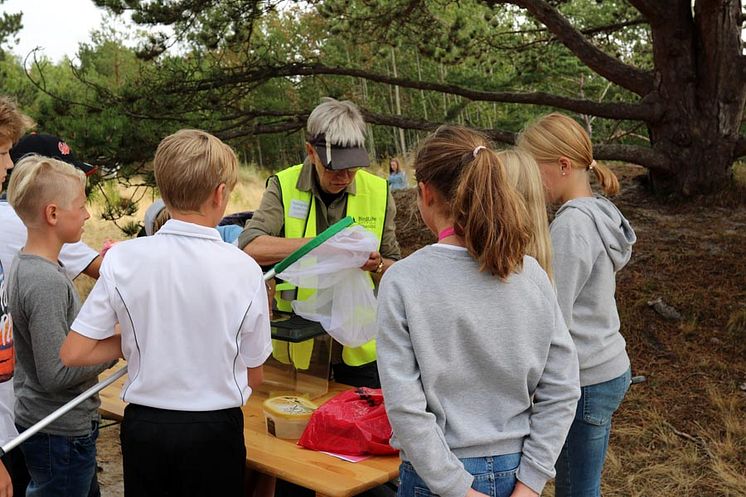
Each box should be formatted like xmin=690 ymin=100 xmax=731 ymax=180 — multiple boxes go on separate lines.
xmin=597 ymin=165 xmax=745 ymax=497
xmin=727 ymin=307 xmax=746 ymax=339
xmin=600 ymin=165 xmax=746 ymax=496
xmin=734 ymin=162 xmax=746 ymax=186
xmin=604 ymin=388 xmax=746 ymax=497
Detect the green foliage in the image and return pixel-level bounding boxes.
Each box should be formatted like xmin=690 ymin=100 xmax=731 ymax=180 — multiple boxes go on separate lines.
xmin=83 ymin=2 xmax=652 ymax=163
xmin=0 ymin=0 xmax=22 ymax=55
xmin=6 ymin=0 xmax=653 ymax=175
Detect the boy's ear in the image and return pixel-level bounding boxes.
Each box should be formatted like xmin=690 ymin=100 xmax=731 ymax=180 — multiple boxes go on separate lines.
xmin=44 ymin=204 xmax=59 ymax=226
xmin=214 ymin=182 xmax=228 ymax=205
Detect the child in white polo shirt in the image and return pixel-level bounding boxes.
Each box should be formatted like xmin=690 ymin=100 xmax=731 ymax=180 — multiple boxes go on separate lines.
xmin=61 ymin=129 xmax=273 ymax=497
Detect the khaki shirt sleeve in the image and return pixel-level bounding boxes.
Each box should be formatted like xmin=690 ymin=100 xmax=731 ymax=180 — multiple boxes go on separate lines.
xmin=381 ymin=189 xmax=401 ymax=260
xmin=238 ymin=176 xmax=285 ymax=250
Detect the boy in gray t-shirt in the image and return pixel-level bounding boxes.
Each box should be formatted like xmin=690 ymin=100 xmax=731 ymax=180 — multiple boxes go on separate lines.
xmin=5 ymin=154 xmax=114 ymax=497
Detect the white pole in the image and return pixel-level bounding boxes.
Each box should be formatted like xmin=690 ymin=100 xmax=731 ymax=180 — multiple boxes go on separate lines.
xmin=0 ymin=366 xmax=128 ymax=457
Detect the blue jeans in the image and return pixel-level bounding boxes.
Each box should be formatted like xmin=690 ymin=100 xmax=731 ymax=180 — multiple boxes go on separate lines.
xmin=398 ymin=453 xmax=521 ymax=497
xmin=555 ymin=369 xmax=631 ymax=497
xmin=16 ymin=422 xmax=100 ymax=497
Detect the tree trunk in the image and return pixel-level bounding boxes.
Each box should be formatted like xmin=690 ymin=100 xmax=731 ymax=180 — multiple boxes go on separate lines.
xmin=391 ymin=47 xmax=407 ymax=154
xmin=256 ymin=136 xmax=263 ymax=169
xmin=361 ymin=78 xmax=377 ymax=160
xmin=647 ymin=120 xmax=737 ymax=195
xmin=645 ymin=0 xmax=746 ymax=195
xmin=415 ymin=51 xmax=428 ymax=121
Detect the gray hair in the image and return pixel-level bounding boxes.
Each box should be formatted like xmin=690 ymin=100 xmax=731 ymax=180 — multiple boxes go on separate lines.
xmin=307 ymin=97 xmax=367 ymax=147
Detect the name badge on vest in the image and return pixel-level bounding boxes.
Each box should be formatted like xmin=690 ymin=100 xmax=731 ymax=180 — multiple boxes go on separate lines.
xmin=289 ymin=199 xmax=310 ymax=220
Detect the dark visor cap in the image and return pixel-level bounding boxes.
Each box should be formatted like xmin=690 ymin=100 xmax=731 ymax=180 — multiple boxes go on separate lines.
xmin=310 ymin=134 xmax=370 ymax=170
xmin=10 ymin=133 xmax=97 ymax=176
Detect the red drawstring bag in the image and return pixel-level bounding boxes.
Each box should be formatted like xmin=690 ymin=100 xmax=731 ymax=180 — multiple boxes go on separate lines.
xmin=298 ymin=388 xmax=399 ymax=456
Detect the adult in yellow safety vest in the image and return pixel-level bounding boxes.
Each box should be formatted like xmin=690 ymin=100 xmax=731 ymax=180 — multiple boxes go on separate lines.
xmin=238 ymin=97 xmax=401 ymax=388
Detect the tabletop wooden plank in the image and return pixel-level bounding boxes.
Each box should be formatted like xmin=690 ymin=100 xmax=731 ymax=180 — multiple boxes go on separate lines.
xmin=97 ymin=365 xmax=400 ymax=497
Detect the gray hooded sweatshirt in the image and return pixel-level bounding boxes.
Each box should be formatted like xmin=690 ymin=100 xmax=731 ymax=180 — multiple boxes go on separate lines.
xmin=550 ymin=196 xmax=636 ymax=386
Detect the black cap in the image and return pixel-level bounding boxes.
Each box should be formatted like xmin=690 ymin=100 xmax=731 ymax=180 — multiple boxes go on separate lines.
xmin=10 ymin=133 xmax=97 ymax=176
xmin=309 ymin=134 xmax=370 ymax=170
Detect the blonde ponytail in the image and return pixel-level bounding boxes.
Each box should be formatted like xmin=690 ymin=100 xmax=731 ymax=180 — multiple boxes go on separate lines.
xmin=497 ymin=149 xmax=553 ymax=281
xmin=590 ymin=161 xmax=620 ymax=196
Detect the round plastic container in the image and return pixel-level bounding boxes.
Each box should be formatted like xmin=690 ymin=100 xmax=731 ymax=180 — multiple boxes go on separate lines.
xmin=263 ymin=396 xmax=317 ymax=439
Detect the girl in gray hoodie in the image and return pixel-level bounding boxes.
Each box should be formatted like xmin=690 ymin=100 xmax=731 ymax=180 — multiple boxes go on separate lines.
xmin=377 ymin=126 xmax=580 ymax=497
xmin=518 ymin=113 xmax=636 ymax=497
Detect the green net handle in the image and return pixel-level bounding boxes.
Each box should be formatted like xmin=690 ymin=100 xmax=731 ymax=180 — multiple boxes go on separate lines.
xmin=272 ymin=216 xmax=354 ymax=275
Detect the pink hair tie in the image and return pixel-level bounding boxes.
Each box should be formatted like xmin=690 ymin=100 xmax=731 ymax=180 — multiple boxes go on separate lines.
xmin=473 ymin=145 xmax=487 ymax=158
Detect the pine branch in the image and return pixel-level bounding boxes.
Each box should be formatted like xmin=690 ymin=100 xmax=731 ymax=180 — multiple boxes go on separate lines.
xmin=168 ymin=63 xmax=657 ymax=122
xmin=490 ymin=0 xmax=654 ymax=96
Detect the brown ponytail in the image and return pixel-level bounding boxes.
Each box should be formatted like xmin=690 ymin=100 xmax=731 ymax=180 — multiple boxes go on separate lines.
xmin=414 ymin=126 xmax=531 ymax=279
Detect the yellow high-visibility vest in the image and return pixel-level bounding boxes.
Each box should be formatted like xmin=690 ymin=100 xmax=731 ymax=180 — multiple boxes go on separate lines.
xmin=274 ymin=164 xmax=387 ymax=366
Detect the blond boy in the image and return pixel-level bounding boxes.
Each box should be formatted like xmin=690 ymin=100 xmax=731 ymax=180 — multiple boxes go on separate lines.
xmin=1 ymin=105 xmax=105 ymax=496
xmin=5 ymin=155 xmax=114 ymax=497
xmin=61 ymin=130 xmax=272 ymax=497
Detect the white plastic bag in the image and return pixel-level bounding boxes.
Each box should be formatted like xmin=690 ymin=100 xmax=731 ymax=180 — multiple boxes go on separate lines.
xmin=276 ymin=225 xmax=378 ymax=347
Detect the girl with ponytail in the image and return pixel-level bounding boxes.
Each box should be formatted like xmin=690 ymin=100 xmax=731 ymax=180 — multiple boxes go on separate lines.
xmin=377 ymin=126 xmax=580 ymax=497
xmin=518 ymin=113 xmax=636 ymax=497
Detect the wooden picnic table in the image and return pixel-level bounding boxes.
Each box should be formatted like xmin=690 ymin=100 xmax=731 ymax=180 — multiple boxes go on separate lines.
xmin=97 ymin=366 xmax=400 ymax=497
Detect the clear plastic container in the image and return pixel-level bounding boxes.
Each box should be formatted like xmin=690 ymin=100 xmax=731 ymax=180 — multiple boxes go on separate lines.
xmin=257 ymin=313 xmax=332 ymax=400
xmin=263 ymin=396 xmax=317 ymax=439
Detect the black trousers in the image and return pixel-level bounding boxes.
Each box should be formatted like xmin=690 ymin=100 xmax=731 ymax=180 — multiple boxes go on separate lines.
xmin=121 ymin=404 xmax=245 ymax=497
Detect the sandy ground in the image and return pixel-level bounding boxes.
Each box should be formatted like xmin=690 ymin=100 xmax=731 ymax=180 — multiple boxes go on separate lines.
xmin=97 ymin=420 xmax=124 ymax=497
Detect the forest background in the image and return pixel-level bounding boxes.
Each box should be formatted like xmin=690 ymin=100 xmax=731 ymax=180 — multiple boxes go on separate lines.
xmin=3 ymin=0 xmax=746 ymax=209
